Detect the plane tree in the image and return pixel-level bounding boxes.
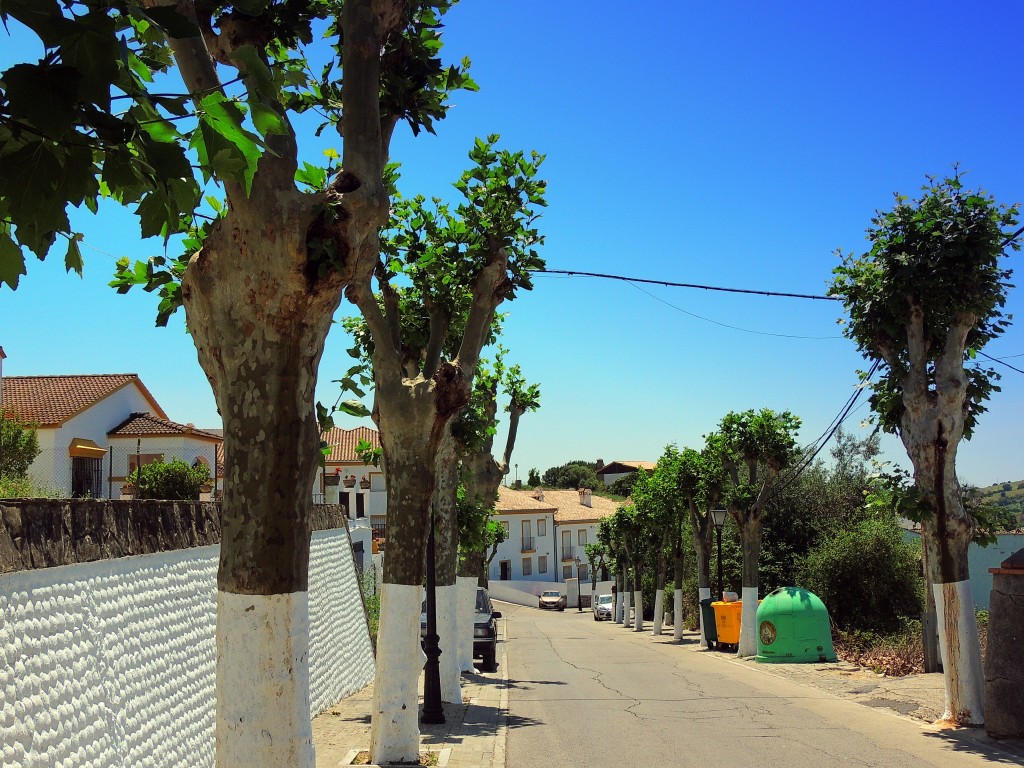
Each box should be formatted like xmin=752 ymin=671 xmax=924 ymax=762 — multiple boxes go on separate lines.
xmin=0 ymin=2 xmax=475 ymax=765
xmin=718 ymin=408 xmax=800 ymax=657
xmin=830 ymin=172 xmax=1019 ymax=725
xmin=340 ymin=137 xmax=546 ymax=762
xmin=677 ymin=442 xmax=726 ymax=645
xmin=630 ymin=447 xmax=682 ymax=635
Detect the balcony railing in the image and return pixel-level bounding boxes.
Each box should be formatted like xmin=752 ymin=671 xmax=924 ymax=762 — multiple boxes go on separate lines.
xmin=561 ymin=546 xmax=575 ymax=561
xmin=371 ymin=522 xmax=386 ymax=540
xmin=521 ymin=536 xmax=535 ymax=553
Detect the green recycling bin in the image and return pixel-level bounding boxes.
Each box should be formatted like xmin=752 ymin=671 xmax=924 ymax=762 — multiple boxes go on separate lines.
xmin=699 ymin=597 xmax=719 ymax=648
xmin=755 ymin=587 xmax=837 ymax=663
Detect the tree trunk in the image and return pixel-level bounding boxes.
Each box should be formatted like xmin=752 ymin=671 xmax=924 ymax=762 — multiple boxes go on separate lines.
xmin=183 ymin=190 xmax=345 ymax=768
xmin=905 ymin=419 xmax=984 ymax=724
xmin=633 ymin=559 xmax=644 ymax=632
xmin=433 ymin=435 xmax=462 ymax=703
xmin=673 ymin=544 xmax=685 ymax=642
xmin=737 ymin=515 xmax=761 ymax=658
xmin=652 ymin=553 xmax=667 ymax=636
xmin=369 ymin=383 xmax=447 ymax=765
xmin=689 ymin=506 xmax=713 ymax=647
xmin=622 ymin=570 xmax=631 ymax=628
xmin=614 ymin=565 xmax=624 ymax=624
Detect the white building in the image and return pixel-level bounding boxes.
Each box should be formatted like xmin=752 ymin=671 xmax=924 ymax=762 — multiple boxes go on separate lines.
xmin=316 ymin=425 xmax=387 ymax=564
xmin=595 ymin=459 xmax=655 ymax=487
xmin=490 ymin=486 xmax=617 ymax=584
xmin=2 ymin=374 xmax=220 ymax=499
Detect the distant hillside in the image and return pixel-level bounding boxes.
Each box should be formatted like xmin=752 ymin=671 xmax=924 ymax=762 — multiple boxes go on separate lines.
xmin=977 ymin=480 xmax=1024 ymax=529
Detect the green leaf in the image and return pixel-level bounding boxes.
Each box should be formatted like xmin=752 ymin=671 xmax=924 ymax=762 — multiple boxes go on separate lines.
xmin=249 ymin=102 xmax=289 ymax=138
xmin=60 ymin=11 xmax=119 ymax=110
xmin=64 ymin=235 xmax=84 ymax=276
xmin=295 ymin=162 xmax=327 ymax=189
xmin=2 ymin=63 xmax=82 ymax=135
xmin=0 ymin=229 xmax=28 ymax=289
xmin=337 ymin=399 xmax=370 ymax=418
xmin=198 ymin=92 xmax=265 ymax=193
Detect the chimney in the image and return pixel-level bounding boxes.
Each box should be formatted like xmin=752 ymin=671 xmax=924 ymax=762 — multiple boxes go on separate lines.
xmin=533 ymin=488 xmax=544 ymax=502
xmin=579 ymin=488 xmax=592 ymax=507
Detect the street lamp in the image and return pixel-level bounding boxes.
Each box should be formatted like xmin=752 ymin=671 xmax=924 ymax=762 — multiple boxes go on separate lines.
xmin=421 ymin=518 xmax=445 ymax=725
xmin=574 ymin=555 xmax=583 ymax=612
xmin=711 ymin=508 xmax=727 ymax=601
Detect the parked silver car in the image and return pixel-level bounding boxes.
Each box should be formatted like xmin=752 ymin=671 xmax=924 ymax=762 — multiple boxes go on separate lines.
xmin=592 ymin=593 xmax=613 ymax=621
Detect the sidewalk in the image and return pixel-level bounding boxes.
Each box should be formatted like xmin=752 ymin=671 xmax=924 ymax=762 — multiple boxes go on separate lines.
xmin=312 ymin=650 xmax=508 ymax=768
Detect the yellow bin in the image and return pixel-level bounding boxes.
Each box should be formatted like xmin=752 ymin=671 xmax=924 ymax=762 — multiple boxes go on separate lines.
xmin=712 ymin=600 xmax=743 ymax=647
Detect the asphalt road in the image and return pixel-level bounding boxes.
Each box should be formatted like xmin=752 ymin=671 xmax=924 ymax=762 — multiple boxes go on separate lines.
xmin=500 ymin=601 xmax=1010 ymax=768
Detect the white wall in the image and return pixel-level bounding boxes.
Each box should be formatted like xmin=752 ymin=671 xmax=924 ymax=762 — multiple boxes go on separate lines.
xmin=489 ymin=578 xmax=615 ymax=608
xmin=490 ymin=512 xmax=556 ymax=582
xmin=0 ymin=528 xmax=374 ymax=768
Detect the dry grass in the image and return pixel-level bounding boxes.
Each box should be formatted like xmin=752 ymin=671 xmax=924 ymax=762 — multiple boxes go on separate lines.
xmin=834 ymin=611 xmax=989 ymax=677
xmin=352 ymin=751 xmax=439 ymax=766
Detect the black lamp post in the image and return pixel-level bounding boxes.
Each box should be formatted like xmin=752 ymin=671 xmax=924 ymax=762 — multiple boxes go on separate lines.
xmin=421 ymin=519 xmax=445 ymax=725
xmin=711 ymin=508 xmax=727 ymax=601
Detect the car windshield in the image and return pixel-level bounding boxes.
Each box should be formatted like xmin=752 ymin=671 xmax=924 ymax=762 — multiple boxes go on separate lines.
xmin=597 ymin=595 xmax=613 ymax=604
xmin=542 ymin=591 xmax=561 ymax=597
xmin=475 ymin=590 xmax=490 ymax=613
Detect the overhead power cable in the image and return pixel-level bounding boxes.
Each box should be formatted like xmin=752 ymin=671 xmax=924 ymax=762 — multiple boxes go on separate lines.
xmin=773 ymin=359 xmax=880 ymax=494
xmin=530 ymin=269 xmax=839 ymax=301
xmin=978 ymin=350 xmax=1024 ymax=375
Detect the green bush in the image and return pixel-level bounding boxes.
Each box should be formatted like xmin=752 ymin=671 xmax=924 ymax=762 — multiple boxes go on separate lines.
xmin=127 ymin=458 xmax=210 ymax=500
xmin=796 ymin=516 xmax=922 ymax=634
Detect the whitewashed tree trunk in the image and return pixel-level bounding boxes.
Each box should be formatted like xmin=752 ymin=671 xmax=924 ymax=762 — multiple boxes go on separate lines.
xmin=370 ymin=584 xmax=424 ymax=765
xmin=622 ymin=588 xmax=631 ymax=628
xmin=633 ymin=589 xmax=644 ymax=632
xmin=933 ymin=579 xmax=985 ymax=723
xmin=673 ymin=589 xmax=685 ymax=641
xmin=436 ymin=583 xmax=462 ymax=703
xmin=736 ymin=517 xmax=762 ymax=658
xmin=217 ymin=593 xmax=313 ymax=766
xmin=456 ymin=576 xmax=478 ymax=672
xmin=739 ymin=586 xmax=759 ymax=657
xmin=696 ymin=586 xmax=711 ymax=647
xmin=651 ymin=589 xmax=665 ymax=635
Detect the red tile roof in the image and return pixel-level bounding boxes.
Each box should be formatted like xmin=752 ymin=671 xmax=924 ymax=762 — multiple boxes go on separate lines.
xmin=108 ymin=412 xmax=222 ymax=441
xmin=322 ymin=426 xmax=381 ymax=463
xmin=1 ymin=374 xmax=167 ymax=426
xmin=497 ymin=486 xmax=620 ymax=523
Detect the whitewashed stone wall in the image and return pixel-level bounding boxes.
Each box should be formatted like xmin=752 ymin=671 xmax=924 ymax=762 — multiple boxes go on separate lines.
xmin=0 ymin=527 xmax=373 ymax=768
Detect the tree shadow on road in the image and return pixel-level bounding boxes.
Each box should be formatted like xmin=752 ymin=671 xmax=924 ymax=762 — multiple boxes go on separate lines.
xmin=921 ymin=728 xmax=1024 ymax=764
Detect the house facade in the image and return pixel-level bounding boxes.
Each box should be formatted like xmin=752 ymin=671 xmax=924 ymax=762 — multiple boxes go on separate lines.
xmin=316 ymin=425 xmax=386 ymax=559
xmin=2 ymin=374 xmax=221 ymax=499
xmin=490 ymin=486 xmax=617 ymax=584
xmin=596 ymin=459 xmax=655 ymax=487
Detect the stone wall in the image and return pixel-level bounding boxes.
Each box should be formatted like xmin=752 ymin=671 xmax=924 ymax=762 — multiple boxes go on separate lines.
xmin=0 ymin=500 xmax=374 ymax=768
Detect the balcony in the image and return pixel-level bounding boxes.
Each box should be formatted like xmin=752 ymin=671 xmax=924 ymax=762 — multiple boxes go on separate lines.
xmin=560 ymin=546 xmax=575 ymax=561
xmin=520 ymin=536 xmax=536 ymax=553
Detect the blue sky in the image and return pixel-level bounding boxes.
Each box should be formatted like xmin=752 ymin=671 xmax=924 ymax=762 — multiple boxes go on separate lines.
xmin=2 ymin=1 xmax=1023 ymax=486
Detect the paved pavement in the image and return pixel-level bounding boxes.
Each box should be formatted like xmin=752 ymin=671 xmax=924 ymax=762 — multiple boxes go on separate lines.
xmin=312 ymin=601 xmax=1024 ymax=767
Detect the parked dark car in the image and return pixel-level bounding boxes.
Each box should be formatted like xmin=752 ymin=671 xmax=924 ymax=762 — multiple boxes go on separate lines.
xmin=538 ymin=589 xmax=566 ymax=611
xmin=420 ymin=587 xmax=502 ymax=672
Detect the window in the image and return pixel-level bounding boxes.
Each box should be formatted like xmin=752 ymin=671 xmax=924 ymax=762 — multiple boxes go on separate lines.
xmin=72 ymin=457 xmax=103 ymax=498
xmin=538 ymin=555 xmax=548 ymax=574
xmin=521 ymin=520 xmax=533 ymax=552
xmin=522 ymin=557 xmax=532 ymax=576
xmin=562 ymin=564 xmax=572 ymax=579
xmin=500 ymin=521 xmax=510 ymax=537
xmin=579 ymin=564 xmax=589 ymax=582
xmin=578 ymin=529 xmax=587 ymax=546
xmin=537 ymin=518 xmax=546 ymax=537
